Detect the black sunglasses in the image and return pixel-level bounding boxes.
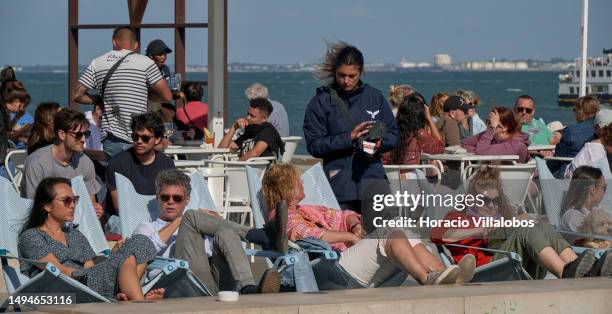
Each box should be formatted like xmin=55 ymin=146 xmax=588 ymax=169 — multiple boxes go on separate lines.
xmin=54 ymin=195 xmax=80 ymax=207
xmin=131 ymin=133 xmax=155 ymax=143
xmin=160 ymin=194 xmax=185 ymax=203
xmin=516 ymin=107 xmax=533 ymax=114
xmin=66 ymin=130 xmax=91 ymax=140
xmin=481 ymin=196 xmax=502 ymax=207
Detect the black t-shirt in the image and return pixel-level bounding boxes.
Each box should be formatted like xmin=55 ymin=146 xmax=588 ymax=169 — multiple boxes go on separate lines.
xmin=106 ymin=147 xmax=176 ymax=195
xmin=234 ymin=122 xmax=284 ymax=158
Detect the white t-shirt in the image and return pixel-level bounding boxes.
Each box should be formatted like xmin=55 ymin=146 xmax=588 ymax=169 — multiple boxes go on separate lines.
xmin=84 ymin=111 xmax=102 ymax=151
xmin=565 ymin=142 xmax=610 ymax=178
xmin=134 ymin=218 xmax=213 ymax=259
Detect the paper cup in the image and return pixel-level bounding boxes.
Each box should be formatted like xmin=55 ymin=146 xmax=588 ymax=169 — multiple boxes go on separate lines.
xmin=217 ymin=291 xmax=239 ymax=302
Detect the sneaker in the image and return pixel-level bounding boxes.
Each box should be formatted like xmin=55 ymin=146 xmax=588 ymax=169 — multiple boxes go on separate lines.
xmin=274 ymin=201 xmax=288 ymax=254
xmin=239 ymin=284 xmax=259 ymax=295
xmin=425 ymin=265 xmax=460 ymax=285
xmin=591 ymin=250 xmax=612 ymax=277
xmin=562 ymin=249 xmax=597 ymax=278
xmin=257 ymin=268 xmax=280 ymax=294
xmin=456 ymin=254 xmax=476 ymax=284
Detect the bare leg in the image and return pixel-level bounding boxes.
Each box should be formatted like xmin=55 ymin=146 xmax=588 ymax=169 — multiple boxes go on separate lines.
xmin=537 ymin=247 xmax=567 ymax=278
xmin=412 ymin=243 xmax=445 ymax=271
xmin=117 ymin=256 xmax=146 ymax=301
xmin=559 ymin=248 xmax=578 ymax=264
xmin=383 ymin=231 xmax=429 ymax=284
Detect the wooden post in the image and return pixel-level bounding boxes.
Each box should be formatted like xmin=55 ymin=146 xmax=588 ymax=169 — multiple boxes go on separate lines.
xmin=68 ymin=0 xmax=78 ymax=109
xmin=174 ymin=0 xmax=186 ymax=77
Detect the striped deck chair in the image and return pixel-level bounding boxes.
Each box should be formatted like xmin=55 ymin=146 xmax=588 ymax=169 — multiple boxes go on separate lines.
xmin=0 ymin=177 xmax=110 ymax=311
xmin=115 ymin=172 xmax=215 ymax=297
xmin=71 ymin=176 xmax=110 ymax=256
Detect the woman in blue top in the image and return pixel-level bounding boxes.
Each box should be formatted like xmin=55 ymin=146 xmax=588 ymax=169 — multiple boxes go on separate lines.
xmin=3 ymin=89 xmax=33 ymax=149
xmin=303 ymin=42 xmax=399 ymax=233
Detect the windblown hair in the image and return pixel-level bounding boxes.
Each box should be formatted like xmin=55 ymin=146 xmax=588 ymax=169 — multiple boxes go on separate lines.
xmin=245 ymin=83 xmax=269 ymax=100
xmin=467 ymin=165 xmax=515 ymax=219
xmin=575 ymin=96 xmax=600 ymax=121
xmin=389 ymin=95 xmax=427 ymax=164
xmin=561 ymin=166 xmax=603 ymax=215
xmin=430 ymin=92 xmax=448 ymax=118
xmin=21 ymin=177 xmax=72 ymax=234
xmin=262 ymin=163 xmax=301 ymax=216
xmin=456 ymin=90 xmax=479 ymax=105
xmin=28 ymin=102 xmax=60 ymax=149
xmin=313 ymin=41 xmax=364 ymax=84
xmin=493 ymin=106 xmax=521 ymax=135
xmin=155 ymin=169 xmax=192 ymax=196
xmin=53 ymin=108 xmax=89 ymax=138
xmin=388 ymin=84 xmax=413 ymax=108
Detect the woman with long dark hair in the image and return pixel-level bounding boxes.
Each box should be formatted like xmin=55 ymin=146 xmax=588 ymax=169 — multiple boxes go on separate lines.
xmin=27 ymin=102 xmax=60 ymax=154
xmin=382 ymin=94 xmax=444 ymax=166
xmin=18 ymin=177 xmax=163 ymax=301
xmin=560 ymin=166 xmax=606 ymax=232
xmin=303 ymin=42 xmax=399 ymax=232
xmin=462 ymin=106 xmax=530 ymax=163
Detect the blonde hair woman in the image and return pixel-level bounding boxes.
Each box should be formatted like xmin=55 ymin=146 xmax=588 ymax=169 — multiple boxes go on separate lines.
xmin=388 ymin=84 xmax=413 ymax=116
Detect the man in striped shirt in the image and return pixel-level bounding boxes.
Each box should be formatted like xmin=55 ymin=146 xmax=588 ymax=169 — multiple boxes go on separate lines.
xmin=71 ymin=26 xmax=172 ymax=158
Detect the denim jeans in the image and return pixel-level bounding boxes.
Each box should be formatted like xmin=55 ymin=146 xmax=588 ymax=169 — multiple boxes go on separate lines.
xmin=102 ymin=133 xmax=132 ymax=159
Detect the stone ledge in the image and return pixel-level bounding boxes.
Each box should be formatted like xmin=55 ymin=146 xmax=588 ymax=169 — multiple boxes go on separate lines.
xmin=29 ymin=277 xmax=612 ymax=314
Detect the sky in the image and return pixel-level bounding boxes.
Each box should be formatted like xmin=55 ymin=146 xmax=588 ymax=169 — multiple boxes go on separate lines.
xmin=1 ymin=0 xmax=611 ymax=66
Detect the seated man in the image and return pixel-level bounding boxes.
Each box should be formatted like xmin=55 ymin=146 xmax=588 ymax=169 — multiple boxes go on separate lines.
xmin=21 ymin=108 xmax=103 ymax=218
xmin=435 ymin=95 xmax=469 ymax=146
xmin=514 ymin=95 xmax=553 ymax=145
xmin=106 ymin=112 xmax=175 ymax=212
xmin=134 ymin=169 xmax=284 ymax=295
xmin=218 ymin=98 xmax=284 ymax=161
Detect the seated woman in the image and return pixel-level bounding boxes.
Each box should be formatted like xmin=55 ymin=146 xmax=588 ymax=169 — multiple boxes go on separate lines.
xmin=463 ymin=107 xmax=530 ymax=163
xmin=26 ymin=102 xmax=60 ymax=155
xmin=18 ymin=177 xmax=162 ymax=301
xmin=430 ymin=167 xmax=612 ymax=278
xmin=560 ymin=166 xmax=607 ymax=232
xmin=564 ymin=109 xmax=612 ymax=178
xmin=382 ymin=94 xmax=444 ymax=170
xmin=261 ymin=163 xmax=476 ymax=287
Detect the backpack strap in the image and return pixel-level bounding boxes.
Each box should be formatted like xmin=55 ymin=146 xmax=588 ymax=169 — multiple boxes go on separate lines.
xmin=99 ymin=52 xmax=135 ymax=107
xmin=329 ymin=86 xmax=355 ymax=132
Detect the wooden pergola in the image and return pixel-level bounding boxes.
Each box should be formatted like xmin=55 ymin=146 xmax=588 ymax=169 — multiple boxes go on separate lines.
xmin=68 ymin=0 xmax=228 ymax=136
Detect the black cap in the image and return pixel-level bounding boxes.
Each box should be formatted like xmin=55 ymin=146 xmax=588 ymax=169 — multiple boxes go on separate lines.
xmin=146 ymin=39 xmax=172 ymax=55
xmin=443 ymin=95 xmax=467 ymax=112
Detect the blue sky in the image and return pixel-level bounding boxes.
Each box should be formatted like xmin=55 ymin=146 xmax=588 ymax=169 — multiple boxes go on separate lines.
xmin=1 ymin=0 xmax=611 ymax=66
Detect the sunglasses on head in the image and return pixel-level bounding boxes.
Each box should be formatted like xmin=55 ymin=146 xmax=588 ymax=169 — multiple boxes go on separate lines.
xmin=131 ymin=133 xmax=155 ymax=143
xmin=516 ymin=107 xmax=533 ymax=114
xmin=54 ymin=195 xmax=80 ymax=207
xmin=66 ymin=130 xmax=91 ymax=140
xmin=160 ymin=194 xmax=185 ymax=203
xmin=481 ymin=196 xmax=502 ymax=207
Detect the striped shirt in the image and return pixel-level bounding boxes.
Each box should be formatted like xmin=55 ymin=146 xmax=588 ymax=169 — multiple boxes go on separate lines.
xmin=79 ymin=49 xmax=163 ymax=142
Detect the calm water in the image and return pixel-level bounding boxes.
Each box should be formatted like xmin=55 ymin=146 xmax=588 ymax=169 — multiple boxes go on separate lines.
xmin=17 ymin=71 xmax=573 ymax=154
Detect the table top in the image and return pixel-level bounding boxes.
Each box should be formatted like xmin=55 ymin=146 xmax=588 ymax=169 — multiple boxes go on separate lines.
xmin=164 ymin=147 xmax=230 ymax=155
xmin=421 ymin=153 xmax=519 ymax=161
xmin=527 ymin=144 xmax=555 ymax=151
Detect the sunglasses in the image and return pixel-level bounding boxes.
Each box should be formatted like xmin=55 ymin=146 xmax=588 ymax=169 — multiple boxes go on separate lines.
xmin=516 ymin=107 xmax=533 ymax=114
xmin=54 ymin=195 xmax=80 ymax=207
xmin=66 ymin=130 xmax=91 ymax=140
xmin=160 ymin=194 xmax=185 ymax=203
xmin=481 ymin=196 xmax=502 ymax=207
xmin=131 ymin=133 xmax=155 ymax=143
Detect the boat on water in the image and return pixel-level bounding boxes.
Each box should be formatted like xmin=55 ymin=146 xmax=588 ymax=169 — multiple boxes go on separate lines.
xmin=558 ymin=49 xmax=612 ymax=107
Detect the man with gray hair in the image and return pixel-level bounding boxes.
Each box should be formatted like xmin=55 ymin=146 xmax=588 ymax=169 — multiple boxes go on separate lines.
xmin=134 ymin=169 xmax=284 ymax=295
xmin=245 ymin=83 xmax=290 ymax=137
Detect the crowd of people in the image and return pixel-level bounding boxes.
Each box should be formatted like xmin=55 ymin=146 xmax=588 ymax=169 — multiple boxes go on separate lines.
xmin=1 ymin=33 xmax=612 ymax=303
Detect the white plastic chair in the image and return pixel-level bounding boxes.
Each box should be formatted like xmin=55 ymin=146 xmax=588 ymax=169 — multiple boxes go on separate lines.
xmin=280 ymin=136 xmax=302 ymax=163
xmin=4 ymin=149 xmax=27 ymax=193
xmin=203 ymin=159 xmax=270 ymax=227
xmin=384 ymin=165 xmax=442 ymax=218
xmin=463 ymin=163 xmax=537 ymax=212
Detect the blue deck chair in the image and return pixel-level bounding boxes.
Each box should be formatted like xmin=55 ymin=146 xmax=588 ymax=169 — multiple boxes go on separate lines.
xmin=0 ymin=177 xmax=110 ymax=311
xmin=415 ymin=170 xmax=533 ymax=281
xmin=71 ymin=176 xmax=110 ymax=256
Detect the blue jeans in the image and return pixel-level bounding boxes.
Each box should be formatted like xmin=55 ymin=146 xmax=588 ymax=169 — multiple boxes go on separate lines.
xmin=103 ymin=133 xmax=132 ymax=159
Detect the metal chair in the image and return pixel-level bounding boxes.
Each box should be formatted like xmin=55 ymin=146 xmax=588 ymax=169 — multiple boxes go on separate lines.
xmin=280 ymin=136 xmax=302 ymax=163
xmin=3 ymin=149 xmax=27 ymax=193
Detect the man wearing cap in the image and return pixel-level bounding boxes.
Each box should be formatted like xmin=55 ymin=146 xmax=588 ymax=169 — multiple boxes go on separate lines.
xmin=564 ymin=109 xmax=612 ymax=178
xmin=146 ymin=39 xmax=172 ymax=80
xmin=72 ymin=26 xmax=172 ymax=158
xmin=514 ymin=95 xmax=553 ymax=145
xmin=435 ymin=95 xmax=469 ymax=146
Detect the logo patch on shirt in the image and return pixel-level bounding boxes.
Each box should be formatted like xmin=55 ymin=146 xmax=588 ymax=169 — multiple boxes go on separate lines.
xmin=366 ymin=110 xmax=379 ymax=120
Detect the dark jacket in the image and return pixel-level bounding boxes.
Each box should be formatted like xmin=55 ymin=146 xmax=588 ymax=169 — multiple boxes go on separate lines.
xmin=0 ymin=104 xmax=8 ymax=163
xmin=303 ymin=83 xmax=399 ymax=202
xmin=554 ymin=118 xmax=595 ymax=158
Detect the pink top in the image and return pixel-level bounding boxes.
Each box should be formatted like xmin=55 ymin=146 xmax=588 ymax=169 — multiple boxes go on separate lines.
xmin=463 ymin=128 xmax=531 ymax=163
xmin=176 ymin=101 xmax=209 ymax=129
xmin=285 ymin=205 xmax=361 ymax=252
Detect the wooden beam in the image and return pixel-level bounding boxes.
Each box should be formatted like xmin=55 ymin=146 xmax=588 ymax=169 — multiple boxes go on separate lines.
xmin=174 ymin=0 xmax=186 ymax=76
xmin=68 ymin=0 xmax=78 ymax=109
xmin=70 ymin=23 xmax=208 ymax=29
xmin=127 ymin=0 xmax=148 ymax=24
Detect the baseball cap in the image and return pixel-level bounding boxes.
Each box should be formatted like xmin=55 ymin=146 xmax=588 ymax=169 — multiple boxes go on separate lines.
xmin=443 ymin=96 xmax=467 ymax=112
xmin=146 ymin=39 xmax=172 ymax=55
xmin=546 ymin=121 xmax=566 ymax=132
xmin=594 ymin=109 xmax=612 ymax=128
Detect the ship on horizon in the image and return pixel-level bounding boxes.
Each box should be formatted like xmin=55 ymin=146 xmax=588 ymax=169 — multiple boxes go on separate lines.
xmin=558 ymin=49 xmax=612 ymax=107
